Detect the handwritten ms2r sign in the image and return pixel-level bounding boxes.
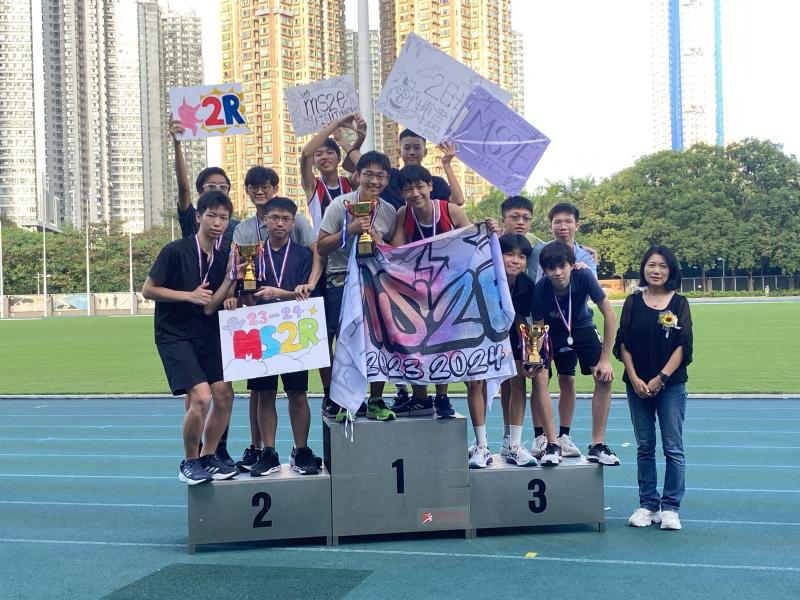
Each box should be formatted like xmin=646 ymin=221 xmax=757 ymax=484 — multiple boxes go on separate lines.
xmin=169 ymin=83 xmax=250 ymax=141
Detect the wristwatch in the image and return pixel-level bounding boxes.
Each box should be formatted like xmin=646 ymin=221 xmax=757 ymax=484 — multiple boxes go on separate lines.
xmin=658 ymin=371 xmax=670 ymax=385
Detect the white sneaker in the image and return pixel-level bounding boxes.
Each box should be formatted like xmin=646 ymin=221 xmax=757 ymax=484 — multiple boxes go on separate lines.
xmin=540 ymin=442 xmax=562 ymax=466
xmin=500 ymin=434 xmax=511 ymax=457
xmin=660 ymin=510 xmax=682 ymax=530
xmin=506 ymin=444 xmax=537 ymax=467
xmin=468 ymin=444 xmax=492 ymax=469
xmin=531 ymin=434 xmax=547 ymax=458
xmin=628 ymin=508 xmax=662 ymax=527
xmin=557 ymin=433 xmax=582 ymax=457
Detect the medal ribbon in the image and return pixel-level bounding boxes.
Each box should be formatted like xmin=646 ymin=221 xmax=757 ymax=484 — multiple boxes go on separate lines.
xmin=412 ymin=198 xmax=438 ymax=239
xmin=553 ymin=283 xmax=572 ymax=341
xmin=267 ymin=238 xmax=291 ymax=289
xmin=195 ymin=234 xmax=214 ymax=285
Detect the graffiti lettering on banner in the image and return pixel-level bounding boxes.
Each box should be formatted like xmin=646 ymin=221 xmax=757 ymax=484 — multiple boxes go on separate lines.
xmin=169 ymin=83 xmax=250 ymax=141
xmin=330 ymin=225 xmax=516 ymax=413
xmin=219 ymin=298 xmax=330 ymax=382
xmin=377 ymin=33 xmax=511 ymax=144
xmin=447 ymin=86 xmax=550 ymax=197
xmin=284 ymin=75 xmax=360 ymax=137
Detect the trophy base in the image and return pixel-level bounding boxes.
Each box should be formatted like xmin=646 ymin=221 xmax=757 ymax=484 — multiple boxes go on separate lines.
xmin=356 ymin=241 xmax=376 ymax=258
xmin=522 ymin=361 xmax=543 ymax=370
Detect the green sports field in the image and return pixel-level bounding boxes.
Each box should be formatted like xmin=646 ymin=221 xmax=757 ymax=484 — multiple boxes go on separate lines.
xmin=1 ymin=300 xmax=798 ymax=395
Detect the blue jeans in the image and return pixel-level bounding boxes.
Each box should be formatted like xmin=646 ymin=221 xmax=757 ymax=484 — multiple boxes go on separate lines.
xmin=626 ymin=382 xmax=687 ymax=512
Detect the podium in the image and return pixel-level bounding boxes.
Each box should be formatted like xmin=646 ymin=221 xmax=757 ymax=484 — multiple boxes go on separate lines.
xmin=187 ymin=465 xmax=332 ymax=552
xmin=323 ymin=414 xmax=470 ymax=542
xmin=185 ymin=414 xmax=607 ymax=551
xmin=467 ymin=456 xmax=605 ymax=535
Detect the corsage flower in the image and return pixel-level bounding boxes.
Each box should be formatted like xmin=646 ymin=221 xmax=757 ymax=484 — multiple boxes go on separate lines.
xmin=657 ymin=310 xmax=681 ymax=339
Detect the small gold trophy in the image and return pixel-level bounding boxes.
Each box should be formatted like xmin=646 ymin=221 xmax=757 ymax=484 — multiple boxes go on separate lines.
xmin=345 ymin=199 xmax=377 ymax=258
xmin=235 ymin=243 xmax=260 ymax=295
xmin=520 ymin=323 xmax=549 ymax=368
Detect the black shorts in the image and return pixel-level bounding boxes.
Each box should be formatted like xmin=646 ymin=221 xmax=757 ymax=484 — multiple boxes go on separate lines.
xmin=551 ymin=326 xmax=603 ymax=377
xmin=157 ymin=337 xmax=224 ymax=396
xmin=510 ymin=327 xmax=523 ymax=361
xmin=324 ymin=275 xmax=345 ymax=335
xmin=248 ymin=370 xmax=309 ymax=392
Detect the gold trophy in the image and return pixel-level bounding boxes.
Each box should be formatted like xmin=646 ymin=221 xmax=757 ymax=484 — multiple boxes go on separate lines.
xmin=345 ymin=199 xmax=377 ymax=258
xmin=520 ymin=323 xmax=549 ymax=368
xmin=234 ymin=243 xmax=260 ymax=296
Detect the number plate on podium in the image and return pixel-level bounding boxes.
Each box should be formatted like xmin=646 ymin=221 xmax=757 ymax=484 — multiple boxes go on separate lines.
xmin=324 ymin=414 xmax=469 ymax=538
xmin=187 ymin=466 xmax=332 ymax=550
xmin=468 ymin=456 xmax=604 ymax=530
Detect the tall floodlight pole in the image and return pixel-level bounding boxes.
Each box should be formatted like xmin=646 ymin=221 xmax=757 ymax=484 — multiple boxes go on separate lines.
xmin=357 ymin=0 xmax=374 ymax=152
xmin=42 ymin=195 xmax=48 ymax=318
xmin=85 ymin=207 xmax=92 ymax=316
xmin=129 ymin=230 xmax=135 ymax=315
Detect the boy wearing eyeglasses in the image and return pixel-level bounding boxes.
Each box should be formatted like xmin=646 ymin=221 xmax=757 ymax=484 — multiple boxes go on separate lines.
xmin=233 ymin=197 xmax=321 ymax=477
xmin=317 ymin=151 xmax=398 ymax=421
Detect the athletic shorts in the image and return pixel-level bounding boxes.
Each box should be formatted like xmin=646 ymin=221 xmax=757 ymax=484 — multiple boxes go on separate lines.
xmin=247 ymin=370 xmax=309 ymax=392
xmin=156 ymin=336 xmax=223 ymax=396
xmin=509 ymin=326 xmax=523 ymax=361
xmin=324 ymin=273 xmax=346 ymax=335
xmin=551 ymin=326 xmax=603 ymax=377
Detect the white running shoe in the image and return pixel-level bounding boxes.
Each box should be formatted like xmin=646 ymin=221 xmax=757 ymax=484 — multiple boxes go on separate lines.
xmin=500 ymin=434 xmax=511 ymax=457
xmin=660 ymin=510 xmax=682 ymax=530
xmin=540 ymin=442 xmax=562 ymax=466
xmin=531 ymin=434 xmax=547 ymax=458
xmin=557 ymin=433 xmax=582 ymax=457
xmin=628 ymin=508 xmax=662 ymax=527
xmin=468 ymin=444 xmax=492 ymax=469
xmin=506 ymin=444 xmax=537 ymax=467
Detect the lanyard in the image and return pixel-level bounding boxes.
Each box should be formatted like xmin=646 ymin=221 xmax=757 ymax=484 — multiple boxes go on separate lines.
xmin=195 ymin=234 xmax=214 ymax=285
xmin=321 ymin=177 xmax=342 ymax=206
xmin=553 ymin=283 xmax=573 ymax=345
xmin=412 ymin=199 xmax=438 ymax=239
xmin=267 ymin=239 xmax=291 ymax=288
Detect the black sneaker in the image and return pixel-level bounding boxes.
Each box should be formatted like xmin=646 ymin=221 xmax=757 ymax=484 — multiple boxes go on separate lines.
xmin=540 ymin=442 xmax=562 ymax=466
xmin=433 ymin=393 xmax=455 ymax=419
xmin=200 ymin=453 xmax=238 ymax=480
xmin=290 ymin=446 xmax=323 ymax=469
xmin=235 ymin=445 xmax=262 ymax=472
xmin=355 ymin=402 xmax=368 ymax=417
xmin=290 ymin=446 xmax=321 ymax=475
xmin=392 ymin=395 xmax=435 ymax=417
xmin=216 ymin=444 xmax=236 ymax=469
xmin=179 ymin=458 xmax=213 ymax=485
xmin=392 ymin=385 xmax=410 ymax=410
xmin=587 ymin=442 xmax=621 ymax=466
xmin=322 ymin=396 xmax=340 ymax=419
xmin=250 ymin=447 xmax=281 ymax=477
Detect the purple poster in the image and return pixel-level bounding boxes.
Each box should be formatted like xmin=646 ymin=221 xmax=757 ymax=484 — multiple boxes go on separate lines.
xmin=447 ymin=86 xmax=550 ymax=196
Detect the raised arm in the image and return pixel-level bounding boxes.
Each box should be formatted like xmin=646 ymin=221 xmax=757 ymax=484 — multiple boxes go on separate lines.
xmin=438 ymin=140 xmax=465 ymax=206
xmin=337 ymin=114 xmax=367 ymax=174
xmin=169 ymin=115 xmax=192 ymax=212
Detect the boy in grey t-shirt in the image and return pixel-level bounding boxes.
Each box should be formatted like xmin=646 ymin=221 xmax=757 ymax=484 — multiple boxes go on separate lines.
xmin=317 ymin=151 xmax=397 ymax=422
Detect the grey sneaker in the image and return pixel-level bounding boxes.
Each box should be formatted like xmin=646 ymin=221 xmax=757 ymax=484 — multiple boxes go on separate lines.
xmin=557 ymin=433 xmax=582 ymax=457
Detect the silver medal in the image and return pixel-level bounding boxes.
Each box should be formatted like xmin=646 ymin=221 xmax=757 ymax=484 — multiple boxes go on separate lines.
xmin=567 ymin=335 xmax=574 ymax=346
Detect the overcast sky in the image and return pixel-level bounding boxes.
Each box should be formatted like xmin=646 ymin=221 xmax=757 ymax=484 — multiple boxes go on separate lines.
xmin=162 ymin=0 xmax=800 ymax=189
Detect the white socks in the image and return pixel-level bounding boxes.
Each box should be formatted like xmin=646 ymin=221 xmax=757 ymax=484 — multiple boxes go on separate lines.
xmin=473 ymin=424 xmax=488 ymax=448
xmin=509 ymin=425 xmax=523 ymax=448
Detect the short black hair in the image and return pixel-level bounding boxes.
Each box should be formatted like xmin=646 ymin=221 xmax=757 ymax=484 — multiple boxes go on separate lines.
xmin=499 ymin=233 xmax=532 ymax=259
xmin=196 ymin=190 xmax=233 ymax=217
xmin=195 ymin=167 xmax=230 ymax=194
xmin=398 ymin=165 xmax=432 ymax=188
xmin=264 ymin=196 xmax=297 ymax=216
xmin=399 ymin=128 xmax=425 ymax=143
xmin=244 ymin=166 xmax=279 ymax=188
xmin=501 ymin=195 xmax=533 ymax=216
xmin=319 ymin=138 xmax=341 ymax=159
xmin=548 ymin=202 xmax=579 ymax=222
xmin=356 ymin=150 xmax=391 ymax=173
xmin=638 ymin=245 xmax=682 ymax=291
xmin=539 ymin=241 xmax=576 ymax=270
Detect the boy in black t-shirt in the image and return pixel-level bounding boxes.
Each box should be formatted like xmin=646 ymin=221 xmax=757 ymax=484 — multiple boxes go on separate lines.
xmin=531 ymin=242 xmax=620 ymax=465
xmin=234 ymin=198 xmax=321 ymax=477
xmin=142 ymin=191 xmax=242 ymax=485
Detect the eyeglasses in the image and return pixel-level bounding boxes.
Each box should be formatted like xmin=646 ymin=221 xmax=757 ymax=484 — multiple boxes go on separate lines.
xmin=267 ymin=215 xmax=293 ymax=224
xmin=506 ymin=214 xmax=532 ymax=222
xmin=360 ymin=171 xmax=388 ymax=181
xmin=247 ymin=184 xmax=274 ymax=193
xmin=202 ymin=183 xmax=230 ymax=192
